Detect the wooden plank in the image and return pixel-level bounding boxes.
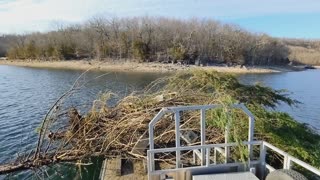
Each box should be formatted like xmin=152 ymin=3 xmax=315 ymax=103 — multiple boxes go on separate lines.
xmin=132 ymin=130 xmax=149 ymax=156
xmin=149 ymin=174 xmax=160 ymax=180
xmin=101 ymin=157 xmax=122 ymax=179
xmin=99 ymin=159 xmax=107 ymax=180
xmin=132 ymin=136 xmax=149 ymax=155
xmin=167 ymin=170 xmax=192 ymax=180
xmin=134 ymin=160 xmax=147 ymax=175
xmin=100 ymin=158 xmax=150 ymax=180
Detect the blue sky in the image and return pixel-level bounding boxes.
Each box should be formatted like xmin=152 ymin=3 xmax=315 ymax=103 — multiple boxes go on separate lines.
xmin=0 ymin=0 xmax=320 ymax=38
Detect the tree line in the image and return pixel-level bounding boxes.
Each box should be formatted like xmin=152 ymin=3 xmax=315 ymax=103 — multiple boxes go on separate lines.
xmin=283 ymin=38 xmax=320 ymax=65
xmin=0 ymin=17 xmax=294 ymax=65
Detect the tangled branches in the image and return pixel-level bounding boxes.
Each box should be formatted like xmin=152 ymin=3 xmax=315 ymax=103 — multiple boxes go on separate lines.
xmin=2 ymin=70 xmax=319 ymax=177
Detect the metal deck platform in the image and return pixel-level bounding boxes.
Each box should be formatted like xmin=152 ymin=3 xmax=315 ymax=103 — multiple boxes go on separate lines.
xmin=146 ymin=104 xmax=320 ymax=180
xmin=192 ymin=172 xmax=259 ymax=180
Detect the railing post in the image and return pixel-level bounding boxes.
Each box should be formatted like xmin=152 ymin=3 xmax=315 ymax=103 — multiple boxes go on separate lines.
xmin=288 ymin=157 xmax=291 ymax=169
xmin=259 ymin=142 xmax=267 ymax=180
xmin=147 ymin=151 xmax=152 ymax=180
xmin=206 ymin=148 xmax=210 ymax=167
xmin=200 ymin=109 xmax=206 ymax=166
xmin=149 ymin=122 xmax=155 ymax=172
xmin=193 ymin=151 xmax=197 ymax=164
xmin=284 ymin=155 xmax=291 ymax=169
xmin=174 ymin=111 xmax=181 ymax=168
xmin=149 ymin=110 xmax=165 ymax=174
xmin=248 ymin=116 xmax=255 ymax=160
xmin=237 ymin=104 xmax=255 ymax=163
xmin=225 ymin=119 xmax=230 ymax=163
xmin=214 ymin=148 xmax=217 ymax=165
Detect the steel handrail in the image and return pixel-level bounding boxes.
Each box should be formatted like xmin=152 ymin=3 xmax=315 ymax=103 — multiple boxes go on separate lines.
xmin=147 ymin=104 xmax=320 ymax=179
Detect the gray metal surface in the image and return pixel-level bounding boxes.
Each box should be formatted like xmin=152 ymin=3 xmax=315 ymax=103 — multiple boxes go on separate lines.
xmin=147 ymin=104 xmax=320 ymax=179
xmin=192 ymin=172 xmax=259 ymax=180
xmin=148 ymin=103 xmax=255 ymax=175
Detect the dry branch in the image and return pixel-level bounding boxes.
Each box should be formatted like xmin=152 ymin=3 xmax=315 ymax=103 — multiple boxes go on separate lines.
xmin=0 ymin=70 xmax=303 ymax=176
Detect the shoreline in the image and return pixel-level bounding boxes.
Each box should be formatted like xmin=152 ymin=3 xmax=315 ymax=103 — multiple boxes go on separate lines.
xmin=0 ymin=60 xmax=306 ymax=73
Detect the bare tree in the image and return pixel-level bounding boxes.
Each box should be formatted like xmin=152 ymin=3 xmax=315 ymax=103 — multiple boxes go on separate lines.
xmin=3 ymin=16 xmax=297 ymax=65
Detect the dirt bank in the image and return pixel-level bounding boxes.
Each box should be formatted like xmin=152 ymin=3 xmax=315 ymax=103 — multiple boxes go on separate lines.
xmin=0 ymin=60 xmax=301 ymax=73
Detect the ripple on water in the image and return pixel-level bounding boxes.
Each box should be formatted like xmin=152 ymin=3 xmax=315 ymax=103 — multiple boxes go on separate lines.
xmin=0 ymin=119 xmax=26 ymax=130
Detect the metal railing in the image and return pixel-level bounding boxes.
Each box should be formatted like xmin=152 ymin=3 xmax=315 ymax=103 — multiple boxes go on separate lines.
xmin=147 ymin=140 xmax=320 ymax=178
xmin=148 ymin=104 xmax=254 ymax=177
xmin=261 ymin=142 xmax=320 ymax=177
xmin=147 ymin=104 xmax=320 ymax=179
xmin=147 ymin=141 xmax=262 ymax=175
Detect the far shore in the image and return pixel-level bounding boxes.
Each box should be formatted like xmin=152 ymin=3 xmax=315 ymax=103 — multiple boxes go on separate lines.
xmin=0 ymin=59 xmax=309 ymax=74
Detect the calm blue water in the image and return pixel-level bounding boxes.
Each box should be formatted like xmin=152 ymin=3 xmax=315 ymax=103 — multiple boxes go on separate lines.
xmin=0 ymin=65 xmax=319 ymax=179
xmin=239 ymin=69 xmax=320 ymax=131
xmin=0 ymin=65 xmax=164 ymax=179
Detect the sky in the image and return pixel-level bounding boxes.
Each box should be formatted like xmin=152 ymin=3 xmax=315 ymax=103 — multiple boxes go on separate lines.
xmin=0 ymin=0 xmax=320 ymax=39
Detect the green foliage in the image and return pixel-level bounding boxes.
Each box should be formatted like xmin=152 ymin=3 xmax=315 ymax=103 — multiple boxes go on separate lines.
xmin=46 ymin=45 xmax=62 ymax=60
xmin=7 ymin=47 xmax=19 ymax=59
xmin=119 ymin=32 xmax=130 ymax=57
xmin=205 ymin=104 xmax=320 ymax=169
xmin=168 ymin=43 xmax=187 ymax=61
xmin=60 ymin=44 xmax=76 ymax=60
xmin=160 ymin=70 xmax=320 ymax=168
xmin=132 ymin=40 xmax=150 ymax=62
xmin=25 ymin=40 xmax=38 ymax=59
xmin=165 ymin=70 xmax=297 ymax=108
xmin=251 ymin=105 xmax=320 ymax=167
xmin=6 ymin=42 xmax=69 ymax=60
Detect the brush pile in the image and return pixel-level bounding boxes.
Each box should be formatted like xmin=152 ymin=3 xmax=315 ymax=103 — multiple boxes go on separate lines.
xmin=1 ymin=70 xmax=320 ymax=177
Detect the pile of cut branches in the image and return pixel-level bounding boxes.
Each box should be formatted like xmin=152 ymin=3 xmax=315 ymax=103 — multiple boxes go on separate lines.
xmin=1 ymin=70 xmax=319 ymax=177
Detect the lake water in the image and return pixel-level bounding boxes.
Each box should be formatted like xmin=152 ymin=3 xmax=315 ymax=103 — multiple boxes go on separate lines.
xmin=238 ymin=69 xmax=320 ymax=131
xmin=0 ymin=65 xmax=164 ymax=179
xmin=0 ymin=65 xmax=319 ymax=179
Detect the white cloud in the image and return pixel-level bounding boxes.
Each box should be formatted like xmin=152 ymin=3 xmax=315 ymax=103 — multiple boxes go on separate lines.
xmin=0 ymin=0 xmax=96 ymax=33
xmin=1 ymin=0 xmax=320 ymax=34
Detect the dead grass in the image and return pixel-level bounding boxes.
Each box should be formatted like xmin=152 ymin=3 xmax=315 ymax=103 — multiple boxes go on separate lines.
xmin=289 ymin=45 xmax=320 ymax=65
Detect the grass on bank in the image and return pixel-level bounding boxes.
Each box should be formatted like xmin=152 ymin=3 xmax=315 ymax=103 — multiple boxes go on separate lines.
xmin=160 ymin=70 xmax=319 ymax=167
xmin=289 ymin=45 xmax=320 ymax=65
